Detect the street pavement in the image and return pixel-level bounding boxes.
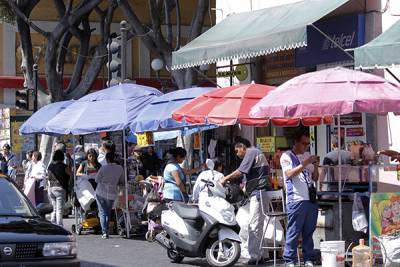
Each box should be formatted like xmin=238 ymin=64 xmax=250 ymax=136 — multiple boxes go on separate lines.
xmin=63 ymin=218 xmax=316 ymax=267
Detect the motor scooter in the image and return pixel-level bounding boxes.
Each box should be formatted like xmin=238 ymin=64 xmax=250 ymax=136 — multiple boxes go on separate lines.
xmin=155 ymin=161 xmax=241 ymax=267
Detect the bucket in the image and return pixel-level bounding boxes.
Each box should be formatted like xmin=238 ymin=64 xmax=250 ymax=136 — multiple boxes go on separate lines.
xmin=320 ymin=241 xmax=345 ymax=267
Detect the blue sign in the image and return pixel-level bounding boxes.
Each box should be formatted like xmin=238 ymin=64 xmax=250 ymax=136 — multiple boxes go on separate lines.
xmin=295 ymin=14 xmax=365 ymax=67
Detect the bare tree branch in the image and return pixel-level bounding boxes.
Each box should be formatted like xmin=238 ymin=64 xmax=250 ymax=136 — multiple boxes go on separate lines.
xmin=56 ymin=31 xmax=72 ymax=78
xmin=6 ymin=0 xmax=49 ymax=36
xmin=67 ymin=17 xmax=91 ymax=92
xmin=118 ymin=0 xmax=158 ymax=51
xmin=66 ymin=2 xmax=116 ymax=99
xmin=175 ymin=0 xmax=181 ymax=50
xmin=164 ymin=0 xmax=173 ymax=44
xmin=188 ymin=0 xmax=209 ymax=41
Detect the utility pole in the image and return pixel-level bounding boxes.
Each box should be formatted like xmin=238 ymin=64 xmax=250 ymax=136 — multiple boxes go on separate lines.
xmin=120 ymin=20 xmax=127 ymax=81
xmin=33 ymin=64 xmax=38 ymax=151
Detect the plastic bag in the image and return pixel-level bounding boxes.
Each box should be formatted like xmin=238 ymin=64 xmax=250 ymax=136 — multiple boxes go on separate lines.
xmin=375 ymin=235 xmax=400 ymax=267
xmin=352 ymin=193 xmax=368 ymax=233
xmin=75 ymin=178 xmax=95 ymax=211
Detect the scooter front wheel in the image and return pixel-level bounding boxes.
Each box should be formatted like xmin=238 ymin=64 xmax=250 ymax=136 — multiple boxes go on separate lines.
xmin=167 ymin=249 xmax=184 ymax=263
xmin=206 ymin=239 xmax=240 ymax=267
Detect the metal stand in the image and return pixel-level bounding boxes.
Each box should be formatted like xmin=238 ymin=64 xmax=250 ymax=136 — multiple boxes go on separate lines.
xmin=72 ymin=136 xmax=78 ymax=232
xmin=122 ymin=130 xmax=131 ymax=238
xmin=337 ymin=114 xmax=343 ymax=240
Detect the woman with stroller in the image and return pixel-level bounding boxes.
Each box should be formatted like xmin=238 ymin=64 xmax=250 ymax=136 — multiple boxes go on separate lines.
xmin=47 ymin=150 xmax=71 ymax=226
xmin=162 ymin=147 xmax=204 ymax=203
xmin=95 ymin=152 xmax=124 ymax=239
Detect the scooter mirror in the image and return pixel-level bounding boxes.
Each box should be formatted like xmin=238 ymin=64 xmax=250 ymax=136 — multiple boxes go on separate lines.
xmin=205 ymin=159 xmax=214 ymax=170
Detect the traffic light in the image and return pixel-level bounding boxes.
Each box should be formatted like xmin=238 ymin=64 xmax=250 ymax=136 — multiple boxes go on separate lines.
xmin=107 ymin=36 xmax=121 ymax=87
xmin=15 ymin=89 xmax=29 ymax=110
xmin=15 ymin=88 xmax=34 ymax=110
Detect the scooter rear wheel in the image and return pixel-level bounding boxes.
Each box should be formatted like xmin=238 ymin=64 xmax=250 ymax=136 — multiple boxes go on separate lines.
xmin=206 ymin=239 xmax=240 ymax=267
xmin=167 ymin=249 xmax=184 ymax=263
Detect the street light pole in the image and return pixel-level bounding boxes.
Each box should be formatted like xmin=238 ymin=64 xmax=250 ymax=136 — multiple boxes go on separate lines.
xmin=33 ymin=64 xmax=38 ymax=151
xmin=120 ymin=21 xmax=127 ymax=81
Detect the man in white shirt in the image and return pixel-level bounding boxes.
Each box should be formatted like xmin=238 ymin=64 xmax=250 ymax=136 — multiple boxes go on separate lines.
xmin=280 ymin=132 xmax=319 ymax=267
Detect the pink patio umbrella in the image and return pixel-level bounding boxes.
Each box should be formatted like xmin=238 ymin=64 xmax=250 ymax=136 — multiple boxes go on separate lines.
xmin=250 ymin=67 xmax=400 ymax=118
xmin=250 ymin=66 xmax=400 ymax=240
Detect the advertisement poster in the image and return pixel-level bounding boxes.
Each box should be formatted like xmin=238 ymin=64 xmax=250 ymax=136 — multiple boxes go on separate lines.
xmin=256 ymin=136 xmax=275 ymax=153
xmin=346 ymin=127 xmax=364 ymax=137
xmin=193 ymin=132 xmax=201 ymax=150
xmin=137 ymin=132 xmax=154 ymax=147
xmin=370 ymin=192 xmax=400 ymax=258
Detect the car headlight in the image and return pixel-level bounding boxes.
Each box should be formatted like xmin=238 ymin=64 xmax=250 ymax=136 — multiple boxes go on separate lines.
xmin=43 ymin=242 xmax=77 ymax=257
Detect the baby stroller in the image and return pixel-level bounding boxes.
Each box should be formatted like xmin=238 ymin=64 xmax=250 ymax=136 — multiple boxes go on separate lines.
xmin=72 ymin=176 xmax=117 ymax=235
xmin=141 ymin=176 xmax=165 ymax=242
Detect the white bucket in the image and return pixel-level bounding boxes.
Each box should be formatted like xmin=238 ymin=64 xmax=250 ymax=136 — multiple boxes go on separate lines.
xmin=320 ymin=241 xmax=346 ymax=267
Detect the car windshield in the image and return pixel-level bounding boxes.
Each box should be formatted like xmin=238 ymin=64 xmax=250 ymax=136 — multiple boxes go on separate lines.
xmin=0 ymin=178 xmax=37 ymax=217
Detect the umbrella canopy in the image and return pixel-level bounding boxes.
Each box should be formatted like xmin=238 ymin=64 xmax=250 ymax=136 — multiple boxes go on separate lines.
xmin=45 ymin=84 xmax=162 ymax=135
xmin=250 ymin=67 xmax=400 ymax=119
xmin=172 ymin=84 xmax=275 ymax=126
xmin=130 ymin=87 xmax=216 ymax=132
xmin=19 ymin=100 xmax=74 ymax=135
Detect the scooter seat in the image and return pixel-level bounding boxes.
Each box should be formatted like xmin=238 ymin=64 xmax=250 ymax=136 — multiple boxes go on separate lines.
xmin=172 ymin=202 xmax=201 ymax=220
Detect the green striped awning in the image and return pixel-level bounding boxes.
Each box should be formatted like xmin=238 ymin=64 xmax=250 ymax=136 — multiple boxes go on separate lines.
xmin=172 ymin=0 xmax=349 ymax=70
xmin=354 ymin=19 xmax=400 ymax=69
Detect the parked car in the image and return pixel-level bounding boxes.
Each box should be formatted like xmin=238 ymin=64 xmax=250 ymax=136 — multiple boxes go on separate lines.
xmin=0 ymin=174 xmax=80 ymax=266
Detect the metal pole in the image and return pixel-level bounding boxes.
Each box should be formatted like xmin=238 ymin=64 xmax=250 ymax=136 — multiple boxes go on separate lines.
xmin=122 ymin=130 xmax=130 ymax=238
xmin=120 ymin=21 xmax=127 ymax=82
xmin=72 ymin=135 xmax=78 ymax=233
xmin=337 ymin=114 xmax=343 ymax=240
xmin=33 ymin=64 xmax=39 ymax=151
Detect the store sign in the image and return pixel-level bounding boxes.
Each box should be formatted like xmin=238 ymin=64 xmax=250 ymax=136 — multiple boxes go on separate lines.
xmin=216 ymin=65 xmax=249 ymax=81
xmin=336 ymin=113 xmax=363 ymax=125
xmin=295 ymin=14 xmax=365 ymax=67
xmin=137 ymin=132 xmax=154 ymax=146
xmin=256 ymin=136 xmax=275 ymax=153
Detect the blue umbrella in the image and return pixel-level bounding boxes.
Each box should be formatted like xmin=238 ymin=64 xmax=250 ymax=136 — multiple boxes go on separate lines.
xmin=19 ymin=100 xmax=74 ymax=135
xmin=45 ymin=84 xmax=162 ymax=135
xmin=130 ymin=87 xmax=216 ymax=133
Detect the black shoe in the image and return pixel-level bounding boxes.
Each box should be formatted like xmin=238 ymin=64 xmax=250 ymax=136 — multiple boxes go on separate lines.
xmin=247 ymin=258 xmax=265 ymax=265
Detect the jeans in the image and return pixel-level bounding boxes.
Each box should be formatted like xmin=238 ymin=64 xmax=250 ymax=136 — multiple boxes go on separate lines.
xmin=283 ymin=200 xmax=318 ymax=264
xmin=48 ymin=187 xmax=66 ymax=226
xmin=96 ymin=195 xmax=115 ymax=235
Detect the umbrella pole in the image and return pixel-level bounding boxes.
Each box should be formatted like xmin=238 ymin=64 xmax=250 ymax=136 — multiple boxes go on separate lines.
xmin=72 ymin=135 xmax=78 ymax=233
xmin=122 ymin=130 xmax=131 ymax=238
xmin=337 ymin=115 xmax=343 ymax=240
xmin=181 ymin=134 xmax=192 ymax=195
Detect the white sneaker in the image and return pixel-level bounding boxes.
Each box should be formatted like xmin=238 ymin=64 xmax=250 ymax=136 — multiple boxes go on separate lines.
xmin=305 ymin=261 xmax=314 ymax=267
xmin=101 ymin=234 xmax=108 ymax=239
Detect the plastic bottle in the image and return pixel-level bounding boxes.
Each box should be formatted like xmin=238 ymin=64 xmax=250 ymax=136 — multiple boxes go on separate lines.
xmin=352 ymin=239 xmax=372 ymax=267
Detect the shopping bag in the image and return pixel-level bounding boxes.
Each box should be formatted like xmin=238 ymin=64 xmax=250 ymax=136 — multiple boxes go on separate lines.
xmin=264 ymin=216 xmax=284 ymax=244
xmin=24 ymin=177 xmax=36 ymax=204
xmin=75 ymin=178 xmax=95 ymax=211
xmin=352 ymin=192 xmax=368 ymax=233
